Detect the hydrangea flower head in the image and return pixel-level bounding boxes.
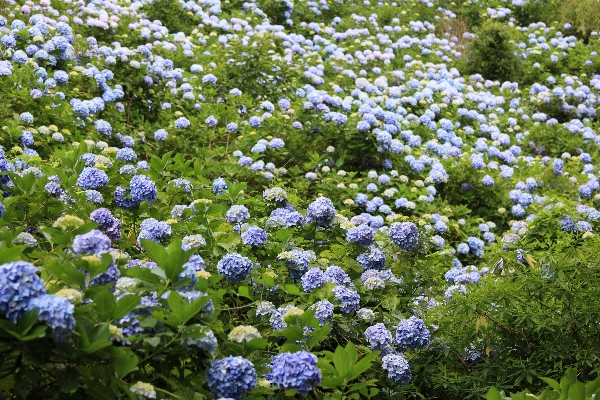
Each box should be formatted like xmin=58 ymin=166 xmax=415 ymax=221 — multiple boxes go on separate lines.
xmin=267 ymin=352 xmax=322 ymax=393
xmin=394 ymin=316 xmax=431 ymax=350
xmin=29 ymin=294 xmax=75 ymax=341
xmin=217 ymin=253 xmax=253 ymax=282
xmin=382 ymin=353 xmax=412 ymax=386
xmin=76 ymin=167 xmax=109 ymax=190
xmin=0 ymin=261 xmax=46 ymax=323
xmin=389 ymin=222 xmax=419 ymax=251
xmin=305 ymin=197 xmax=336 ymax=227
xmin=206 ymin=356 xmax=256 ymax=400
xmin=242 ymin=226 xmax=268 ymax=247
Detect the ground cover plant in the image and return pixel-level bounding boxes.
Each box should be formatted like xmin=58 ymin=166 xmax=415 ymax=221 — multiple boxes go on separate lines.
xmin=0 ymin=0 xmax=599 ymax=398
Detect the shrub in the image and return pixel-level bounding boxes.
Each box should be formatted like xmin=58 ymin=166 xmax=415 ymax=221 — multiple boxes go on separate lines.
xmin=462 ymin=21 xmax=523 ymax=83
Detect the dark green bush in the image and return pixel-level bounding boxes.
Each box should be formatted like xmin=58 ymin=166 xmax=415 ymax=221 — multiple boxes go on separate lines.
xmin=142 ymin=0 xmax=200 ymax=34
xmin=462 ymin=21 xmax=523 ymax=83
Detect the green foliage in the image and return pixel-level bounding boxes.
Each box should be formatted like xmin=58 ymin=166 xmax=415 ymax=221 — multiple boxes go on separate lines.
xmin=487 ymin=368 xmax=600 ymax=400
xmin=142 ymin=0 xmax=201 ymax=34
xmin=462 ymin=20 xmax=523 ymax=83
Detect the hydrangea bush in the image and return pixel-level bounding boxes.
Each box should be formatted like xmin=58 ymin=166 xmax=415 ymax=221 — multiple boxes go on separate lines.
xmin=0 ymin=0 xmax=599 ymax=398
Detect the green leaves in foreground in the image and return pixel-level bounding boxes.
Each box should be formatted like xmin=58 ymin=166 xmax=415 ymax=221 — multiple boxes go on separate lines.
xmin=487 ymin=368 xmax=600 ymax=400
xmin=319 ymin=342 xmax=380 ymax=399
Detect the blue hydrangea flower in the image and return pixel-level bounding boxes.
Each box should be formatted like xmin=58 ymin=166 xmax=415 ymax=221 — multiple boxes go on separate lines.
xmin=267 ymin=352 xmax=322 ymax=393
xmin=0 ymin=261 xmax=46 ymax=323
xmin=213 ymin=177 xmax=228 ymax=194
xmin=206 ymin=356 xmax=256 ymax=400
xmin=217 ymin=253 xmax=253 ymax=282
xmin=382 ymin=353 xmax=412 ymax=386
xmin=154 ymin=129 xmax=168 ymax=141
xmin=19 ymin=112 xmax=34 ymax=124
xmin=280 ymin=248 xmax=315 ymax=281
xmin=130 ymin=175 xmax=157 ymax=203
xmin=116 ymin=148 xmax=137 ymax=162
xmin=76 ymin=167 xmax=109 ymax=190
xmin=90 ymin=208 xmax=121 ymax=241
xmin=301 ymin=268 xmax=326 ymax=292
xmin=95 ymin=119 xmax=112 ymax=136
xmin=175 ymin=117 xmax=190 ymax=129
xmin=389 ymin=222 xmax=419 ymax=251
xmin=305 ymin=197 xmax=336 ymax=227
xmin=181 ymin=326 xmax=217 ymax=353
xmin=394 ymin=316 xmax=431 ymax=350
xmin=181 ymin=234 xmax=206 ymax=251
xmin=242 ymin=226 xmax=267 ymax=247
xmin=365 ymin=323 xmax=394 ymax=354
xmin=324 ymin=266 xmax=352 ymax=286
xmin=72 ymin=230 xmax=111 ymax=254
xmin=356 ymin=246 xmax=386 ymax=270
xmin=346 ymin=224 xmax=375 ymax=246
xmin=137 ymin=218 xmax=171 ymax=245
xmin=333 ymin=285 xmax=360 ymax=314
xmin=85 ymin=190 xmax=104 ymax=203
xmin=226 ymin=205 xmax=250 ymax=224
xmin=28 ymin=294 xmax=75 ymax=342
xmin=310 ymin=300 xmax=334 ymax=326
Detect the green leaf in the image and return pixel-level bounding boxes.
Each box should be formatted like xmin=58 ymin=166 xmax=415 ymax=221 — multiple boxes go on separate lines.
xmin=585 ymin=377 xmax=600 ymax=396
xmin=90 ymin=287 xmax=116 ymax=322
xmin=345 ymin=342 xmax=358 ymax=366
xmin=114 ymin=295 xmax=141 ymax=320
xmin=317 ymin=359 xmax=337 ymax=375
xmin=0 ymin=245 xmax=26 ymax=262
xmin=245 ymin=337 xmax=267 ymax=351
xmin=16 ymin=308 xmax=39 ymax=336
xmin=568 ymin=382 xmax=585 ymax=400
xmin=107 ymin=347 xmax=139 ymax=378
xmin=274 ymin=325 xmax=304 ymax=342
xmin=284 ymin=284 xmax=300 ymax=296
xmin=58 ymin=369 xmax=80 ymax=393
xmin=19 ymin=325 xmax=47 ymax=341
xmin=347 ymin=351 xmax=380 ymax=381
xmin=486 ymin=387 xmax=505 ymax=400
xmin=332 ymin=345 xmax=350 ymax=378
xmin=45 ymin=262 xmax=86 ymax=287
xmin=541 ymin=377 xmax=561 ymax=392
xmin=167 ymin=290 xmax=186 ymax=326
xmin=321 ymin=376 xmax=346 ymax=389
xmin=347 ymin=379 xmax=378 ymax=393
xmin=140 ymin=239 xmax=169 ymax=268
xmin=306 ymin=323 xmax=330 ymax=348
xmin=123 ymin=267 xmax=163 ymax=285
xmin=238 ymin=286 xmax=252 ymax=299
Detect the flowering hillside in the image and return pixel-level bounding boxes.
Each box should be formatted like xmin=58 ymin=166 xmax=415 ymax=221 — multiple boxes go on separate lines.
xmin=0 ymin=0 xmax=599 ymax=398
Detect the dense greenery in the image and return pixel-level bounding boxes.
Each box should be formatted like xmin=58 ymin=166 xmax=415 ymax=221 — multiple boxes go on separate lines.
xmin=0 ymin=0 xmax=600 ymax=398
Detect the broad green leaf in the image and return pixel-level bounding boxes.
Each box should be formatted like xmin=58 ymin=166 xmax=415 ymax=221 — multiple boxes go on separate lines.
xmin=307 ymin=323 xmax=330 ymax=348
xmin=90 ymin=287 xmax=117 ymax=322
xmin=123 ymin=267 xmax=163 ymax=285
xmin=114 ymin=295 xmax=141 ymax=320
xmin=332 ymin=345 xmax=350 ymax=378
xmin=107 ymin=347 xmax=139 ymax=378
xmin=347 ymin=350 xmax=380 ymax=381
xmin=567 ymin=382 xmax=585 ymax=400
xmin=486 ymin=387 xmax=505 ymax=400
